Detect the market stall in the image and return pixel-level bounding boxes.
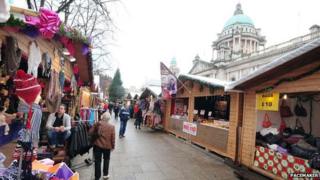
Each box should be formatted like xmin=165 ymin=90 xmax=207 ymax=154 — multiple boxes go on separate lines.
xmin=0 ymin=5 xmax=93 ymax=179
xmin=165 ymin=74 xmax=242 ymax=159
xmin=139 ymin=86 xmax=164 ymax=129
xmin=228 ymin=38 xmax=320 ymax=179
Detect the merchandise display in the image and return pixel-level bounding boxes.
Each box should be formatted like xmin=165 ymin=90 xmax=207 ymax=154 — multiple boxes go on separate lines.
xmin=255 ymin=94 xmax=320 ymax=177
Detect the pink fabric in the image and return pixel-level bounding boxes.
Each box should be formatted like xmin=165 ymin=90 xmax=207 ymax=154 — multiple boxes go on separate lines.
xmin=60 ymin=36 xmax=75 ymax=56
xmin=25 ymin=8 xmax=61 ymax=39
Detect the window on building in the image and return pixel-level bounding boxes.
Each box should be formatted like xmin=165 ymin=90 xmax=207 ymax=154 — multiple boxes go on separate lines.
xmin=231 ymin=77 xmax=236 ymax=81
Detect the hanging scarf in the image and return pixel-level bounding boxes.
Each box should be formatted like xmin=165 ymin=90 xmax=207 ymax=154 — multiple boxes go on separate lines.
xmin=18 ymin=101 xmax=42 ymax=146
xmin=4 ymin=36 xmax=22 ymax=76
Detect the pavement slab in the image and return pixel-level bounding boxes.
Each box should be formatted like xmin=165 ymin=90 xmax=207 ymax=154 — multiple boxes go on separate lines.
xmin=74 ymin=116 xmax=238 ymax=180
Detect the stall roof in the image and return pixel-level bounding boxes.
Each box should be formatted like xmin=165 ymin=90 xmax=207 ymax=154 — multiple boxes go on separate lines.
xmin=139 ymin=86 xmax=161 ymax=99
xmin=179 ymin=73 xmax=229 ymax=88
xmin=226 ymin=38 xmax=320 ymax=91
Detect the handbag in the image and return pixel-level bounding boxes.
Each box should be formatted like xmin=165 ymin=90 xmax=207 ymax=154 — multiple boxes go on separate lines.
xmin=293 ymin=118 xmax=305 ymax=135
xmin=291 ymin=144 xmax=316 ymax=159
xmin=280 ymin=100 xmax=293 ymax=118
xmin=294 ymin=98 xmax=307 ymax=117
xmin=309 ymin=153 xmax=320 ymax=170
xmin=90 ymin=123 xmax=101 ymax=144
xmin=262 ymin=113 xmax=272 ymax=128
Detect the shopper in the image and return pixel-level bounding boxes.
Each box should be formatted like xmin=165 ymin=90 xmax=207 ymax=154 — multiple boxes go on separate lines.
xmin=89 ymin=112 xmax=115 ymax=180
xmin=114 ymin=102 xmax=120 ymax=120
xmin=46 ymin=104 xmax=71 ymax=148
xmin=119 ymin=104 xmax=130 ymax=138
xmin=134 ymin=107 xmax=143 ymax=129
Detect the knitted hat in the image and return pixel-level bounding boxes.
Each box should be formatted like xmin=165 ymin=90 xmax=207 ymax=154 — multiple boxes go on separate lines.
xmin=14 ymin=70 xmax=41 ymax=105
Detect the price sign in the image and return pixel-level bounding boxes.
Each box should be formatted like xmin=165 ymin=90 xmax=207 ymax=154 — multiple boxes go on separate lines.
xmin=200 ymin=110 xmax=205 ymax=115
xmin=257 ymin=92 xmax=279 ymax=111
xmin=208 ymin=111 xmax=212 ymax=116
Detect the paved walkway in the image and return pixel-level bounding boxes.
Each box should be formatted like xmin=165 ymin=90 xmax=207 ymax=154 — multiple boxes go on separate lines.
xmin=73 ymin=116 xmax=238 ymax=180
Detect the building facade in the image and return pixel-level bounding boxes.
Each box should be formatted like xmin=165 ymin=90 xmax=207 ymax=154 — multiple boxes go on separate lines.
xmin=189 ymin=3 xmax=320 ymax=82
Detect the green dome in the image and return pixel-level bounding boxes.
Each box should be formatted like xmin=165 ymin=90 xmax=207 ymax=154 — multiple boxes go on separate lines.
xmin=223 ymin=3 xmax=254 ymax=29
xmin=171 ymin=57 xmax=177 ymax=65
xmin=224 ymin=14 xmax=254 ymax=29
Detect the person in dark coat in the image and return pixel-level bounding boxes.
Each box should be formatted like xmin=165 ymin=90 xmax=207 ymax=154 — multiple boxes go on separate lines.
xmin=119 ymin=105 xmax=130 ymax=138
xmin=114 ymin=103 xmax=120 ymax=120
xmin=134 ymin=108 xmax=143 ymax=129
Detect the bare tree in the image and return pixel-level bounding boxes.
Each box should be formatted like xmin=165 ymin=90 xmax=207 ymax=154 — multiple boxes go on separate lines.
xmin=66 ymin=0 xmax=116 ymax=74
xmin=32 ymin=0 xmax=117 ymax=74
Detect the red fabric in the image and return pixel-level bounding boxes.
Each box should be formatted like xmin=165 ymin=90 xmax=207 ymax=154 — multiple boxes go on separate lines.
xmin=104 ymin=104 xmax=108 ymax=110
xmin=14 ymin=70 xmax=41 ymax=105
xmin=26 ymin=107 xmax=32 ymax=129
xmin=262 ymin=113 xmax=272 ymax=128
xmin=73 ymin=64 xmax=79 ymax=74
xmin=134 ymin=104 xmax=139 ymax=113
xmin=279 ymin=119 xmax=286 ymax=133
xmin=254 ymin=146 xmax=320 ymax=179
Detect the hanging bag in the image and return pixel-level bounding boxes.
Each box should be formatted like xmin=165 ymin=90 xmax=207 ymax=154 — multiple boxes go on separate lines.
xmin=280 ymin=100 xmax=293 ymax=118
xmin=293 ymin=118 xmax=305 ymax=135
xmin=90 ymin=123 xmax=101 ymax=144
xmin=294 ymin=98 xmax=307 ymax=117
xmin=262 ymin=113 xmax=272 ymax=128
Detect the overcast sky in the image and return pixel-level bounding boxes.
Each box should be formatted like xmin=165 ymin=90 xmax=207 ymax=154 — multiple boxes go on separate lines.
xmin=108 ymin=0 xmax=320 ymax=88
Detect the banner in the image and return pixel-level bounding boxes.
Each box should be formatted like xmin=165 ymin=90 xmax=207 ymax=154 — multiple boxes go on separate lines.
xmin=257 ymin=92 xmax=279 ymax=111
xmin=160 ymin=62 xmax=177 ymax=99
xmin=183 ymin=122 xmax=197 ymax=136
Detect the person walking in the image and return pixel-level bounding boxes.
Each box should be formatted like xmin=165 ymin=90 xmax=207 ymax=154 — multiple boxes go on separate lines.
xmin=114 ymin=103 xmax=120 ymax=120
xmin=119 ymin=104 xmax=130 ymax=138
xmin=134 ymin=107 xmax=143 ymax=129
xmin=89 ymin=112 xmax=115 ymax=180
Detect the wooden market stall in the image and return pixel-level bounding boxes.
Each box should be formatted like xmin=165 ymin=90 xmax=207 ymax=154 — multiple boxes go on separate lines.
xmin=228 ymin=38 xmax=320 ymax=179
xmin=139 ymin=86 xmax=164 ymax=128
xmin=164 ymin=74 xmax=242 ymax=160
xmin=0 ymin=6 xmax=95 ymax=171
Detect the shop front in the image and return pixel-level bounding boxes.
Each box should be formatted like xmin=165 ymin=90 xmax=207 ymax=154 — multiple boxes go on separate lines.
xmin=0 ymin=5 xmax=93 ymax=179
xmin=165 ymin=74 xmax=242 ymax=159
xmin=228 ymin=38 xmax=320 ymax=179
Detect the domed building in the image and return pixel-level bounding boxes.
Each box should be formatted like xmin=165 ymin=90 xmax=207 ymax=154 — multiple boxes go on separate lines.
xmin=189 ymin=3 xmax=320 ymax=82
xmin=212 ymin=3 xmax=265 ymax=63
xmin=169 ymin=57 xmax=180 ymax=76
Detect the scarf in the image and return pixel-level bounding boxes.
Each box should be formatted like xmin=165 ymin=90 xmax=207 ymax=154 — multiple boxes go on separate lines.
xmin=18 ymin=101 xmax=42 ymax=145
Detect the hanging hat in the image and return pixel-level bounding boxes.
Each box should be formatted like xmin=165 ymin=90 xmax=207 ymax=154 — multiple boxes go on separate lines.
xmin=14 ymin=70 xmax=41 ymax=105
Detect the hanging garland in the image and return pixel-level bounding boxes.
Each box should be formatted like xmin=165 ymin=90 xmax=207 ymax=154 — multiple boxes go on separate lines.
xmin=0 ymin=13 xmax=91 ymax=47
xmin=256 ymin=64 xmax=320 ymax=93
xmin=0 ymin=15 xmax=25 ymax=28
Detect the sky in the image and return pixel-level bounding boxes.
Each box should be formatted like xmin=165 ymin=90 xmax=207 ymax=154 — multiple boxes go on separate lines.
xmin=107 ymin=0 xmax=320 ymax=88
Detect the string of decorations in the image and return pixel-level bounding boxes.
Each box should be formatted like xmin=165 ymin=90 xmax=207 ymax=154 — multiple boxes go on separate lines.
xmin=256 ymin=64 xmax=320 ymax=93
xmin=0 ymin=13 xmax=91 ymax=46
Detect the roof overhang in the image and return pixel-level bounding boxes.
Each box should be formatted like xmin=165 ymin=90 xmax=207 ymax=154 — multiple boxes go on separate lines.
xmin=227 ymin=38 xmax=320 ymax=91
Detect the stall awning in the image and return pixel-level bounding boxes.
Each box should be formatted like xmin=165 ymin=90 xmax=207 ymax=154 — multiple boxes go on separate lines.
xmin=140 ymin=86 xmax=161 ymax=99
xmin=227 ymin=38 xmax=320 ymax=91
xmin=179 ymin=73 xmax=229 ymax=88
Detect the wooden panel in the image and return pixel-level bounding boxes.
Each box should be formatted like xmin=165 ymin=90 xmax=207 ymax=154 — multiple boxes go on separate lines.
xmin=240 ymin=91 xmax=257 ymax=167
xmin=168 ymin=118 xmax=188 ymax=139
xmin=226 ymin=93 xmax=240 ymax=160
xmin=190 ymin=124 xmax=229 ymax=152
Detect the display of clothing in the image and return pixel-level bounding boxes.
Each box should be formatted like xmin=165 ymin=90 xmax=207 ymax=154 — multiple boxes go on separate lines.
xmin=0 ymin=0 xmax=10 ymax=23
xmin=59 ymin=70 xmax=65 ymax=91
xmin=27 ymin=41 xmax=41 ymax=77
xmin=40 ymin=52 xmax=51 ymax=78
xmin=0 ymin=112 xmax=9 ymax=135
xmin=18 ymin=101 xmax=42 ymax=147
xmin=68 ymin=123 xmax=90 ymax=158
xmin=3 ymin=36 xmax=22 ymax=76
xmin=46 ymin=71 xmax=62 ymax=113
